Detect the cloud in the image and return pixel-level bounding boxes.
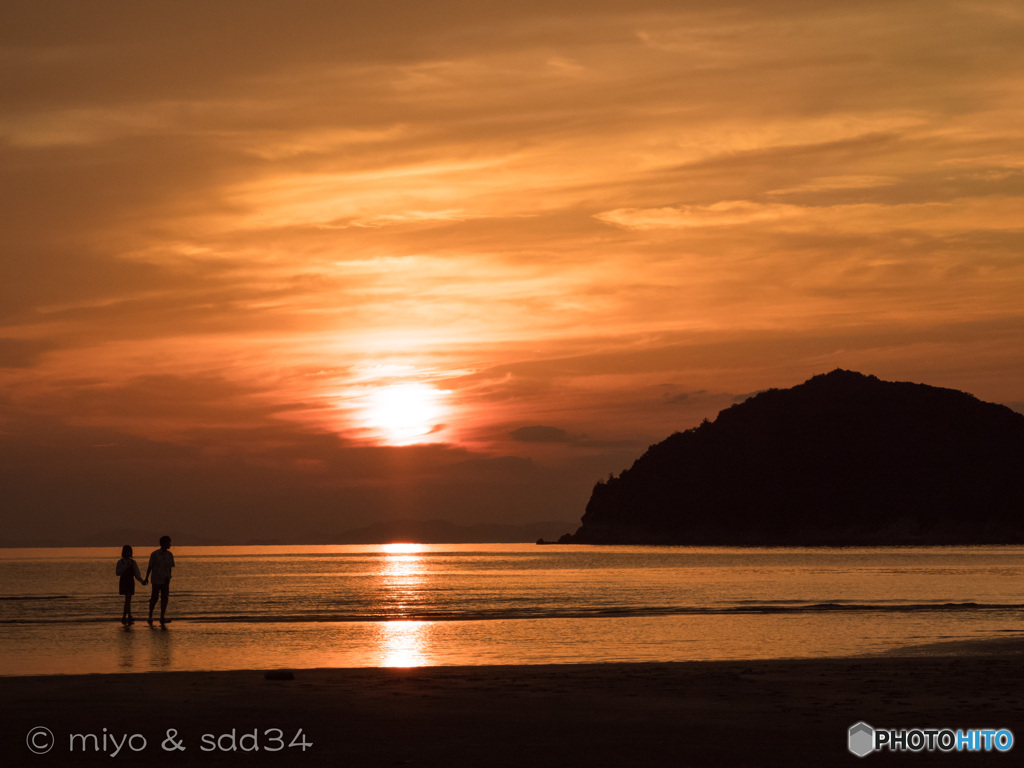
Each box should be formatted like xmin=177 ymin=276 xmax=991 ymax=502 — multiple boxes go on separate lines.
xmin=509 ymin=425 xmax=577 ymax=443
xmin=768 ymin=176 xmax=900 ymax=196
xmin=595 ymin=197 xmax=1024 ymax=234
xmin=0 ymin=338 xmax=53 ymax=368
xmin=596 ymin=201 xmax=806 ymax=230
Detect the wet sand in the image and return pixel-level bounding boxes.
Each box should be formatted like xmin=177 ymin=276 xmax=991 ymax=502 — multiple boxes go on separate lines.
xmin=4 ymin=649 xmax=1024 ymax=767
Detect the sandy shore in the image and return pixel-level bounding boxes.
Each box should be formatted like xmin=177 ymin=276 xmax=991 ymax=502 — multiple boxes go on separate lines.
xmin=4 ymin=650 xmax=1024 ymax=767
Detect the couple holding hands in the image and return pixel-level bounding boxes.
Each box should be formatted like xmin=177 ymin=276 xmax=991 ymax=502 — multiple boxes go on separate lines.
xmin=116 ymin=536 xmax=175 ymax=627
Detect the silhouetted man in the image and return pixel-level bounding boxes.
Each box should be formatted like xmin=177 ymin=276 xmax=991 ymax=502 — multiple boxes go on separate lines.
xmin=145 ymin=535 xmax=175 ymax=627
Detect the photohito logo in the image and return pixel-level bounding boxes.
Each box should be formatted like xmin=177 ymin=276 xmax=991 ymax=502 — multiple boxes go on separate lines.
xmin=849 ymin=723 xmax=875 ymax=757
xmin=848 ymin=722 xmax=1013 ymax=756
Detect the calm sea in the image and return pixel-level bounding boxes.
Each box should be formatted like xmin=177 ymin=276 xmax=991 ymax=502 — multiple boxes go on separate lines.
xmin=2 ymin=544 xmax=1023 ymax=676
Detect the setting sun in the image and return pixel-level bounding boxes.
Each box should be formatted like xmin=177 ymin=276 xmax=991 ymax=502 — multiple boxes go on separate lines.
xmin=381 ymin=543 xmax=428 ymax=554
xmin=364 ymin=383 xmax=448 ymax=445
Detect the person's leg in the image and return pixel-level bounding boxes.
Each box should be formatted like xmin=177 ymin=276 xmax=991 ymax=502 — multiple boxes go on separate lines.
xmin=148 ymin=584 xmax=158 ymax=625
xmin=122 ymin=595 xmax=130 ymax=623
xmin=159 ymin=584 xmax=169 ymax=625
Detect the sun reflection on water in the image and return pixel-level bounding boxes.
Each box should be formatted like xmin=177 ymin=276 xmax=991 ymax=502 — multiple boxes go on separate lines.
xmin=380 ymin=548 xmax=427 ymax=587
xmin=379 ymin=620 xmax=429 ymax=667
xmin=375 ymin=546 xmax=431 ymax=665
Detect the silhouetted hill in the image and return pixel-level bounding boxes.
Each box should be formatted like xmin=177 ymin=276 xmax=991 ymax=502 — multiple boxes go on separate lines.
xmin=561 ymin=370 xmax=1024 ymax=545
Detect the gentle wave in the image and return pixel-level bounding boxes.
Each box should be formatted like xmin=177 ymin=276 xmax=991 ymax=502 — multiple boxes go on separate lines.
xmin=0 ymin=595 xmax=73 ymax=601
xmin=2 ymin=601 xmax=1020 ymax=626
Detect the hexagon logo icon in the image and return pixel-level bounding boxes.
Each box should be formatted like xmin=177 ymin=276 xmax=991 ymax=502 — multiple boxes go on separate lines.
xmin=849 ymin=722 xmax=875 ymax=757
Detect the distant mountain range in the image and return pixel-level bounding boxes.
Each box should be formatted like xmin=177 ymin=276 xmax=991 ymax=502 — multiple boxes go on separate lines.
xmin=313 ymin=519 xmax=575 ymax=545
xmin=559 ymin=370 xmax=1024 ymax=545
xmin=0 ymin=520 xmax=576 ymax=548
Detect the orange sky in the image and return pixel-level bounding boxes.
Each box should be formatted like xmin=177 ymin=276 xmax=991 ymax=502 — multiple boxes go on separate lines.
xmin=2 ymin=1 xmax=1023 ymax=542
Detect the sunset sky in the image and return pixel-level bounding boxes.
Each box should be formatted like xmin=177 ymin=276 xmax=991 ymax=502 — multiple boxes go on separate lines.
xmin=3 ymin=1 xmax=1023 ymax=543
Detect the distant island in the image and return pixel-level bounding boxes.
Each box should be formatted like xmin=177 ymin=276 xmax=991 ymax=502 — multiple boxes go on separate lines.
xmin=559 ymin=370 xmax=1024 ymax=545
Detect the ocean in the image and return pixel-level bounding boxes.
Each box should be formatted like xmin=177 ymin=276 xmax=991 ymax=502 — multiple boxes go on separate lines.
xmin=2 ymin=544 xmax=1023 ymax=676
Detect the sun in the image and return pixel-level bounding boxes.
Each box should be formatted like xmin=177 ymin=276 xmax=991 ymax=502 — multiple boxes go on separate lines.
xmin=364 ymin=382 xmax=447 ymax=445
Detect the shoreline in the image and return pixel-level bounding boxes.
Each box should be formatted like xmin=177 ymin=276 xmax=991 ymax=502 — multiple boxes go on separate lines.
xmin=5 ymin=649 xmax=1024 ymax=766
xmin=5 ymin=628 xmax=1024 ymax=680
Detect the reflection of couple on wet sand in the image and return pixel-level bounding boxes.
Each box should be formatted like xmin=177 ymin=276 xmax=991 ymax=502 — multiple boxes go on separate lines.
xmin=115 ymin=536 xmax=175 ymax=627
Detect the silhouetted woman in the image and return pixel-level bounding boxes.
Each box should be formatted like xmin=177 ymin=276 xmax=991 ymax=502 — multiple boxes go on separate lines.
xmin=116 ymin=545 xmax=145 ymax=625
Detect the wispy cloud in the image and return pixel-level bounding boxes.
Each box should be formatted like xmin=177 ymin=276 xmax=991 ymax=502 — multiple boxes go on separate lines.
xmin=595 ymin=197 xmax=1024 ymax=233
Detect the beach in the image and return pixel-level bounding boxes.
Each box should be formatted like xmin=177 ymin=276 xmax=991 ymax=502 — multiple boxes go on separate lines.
xmin=5 ymin=645 xmax=1024 ymax=767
